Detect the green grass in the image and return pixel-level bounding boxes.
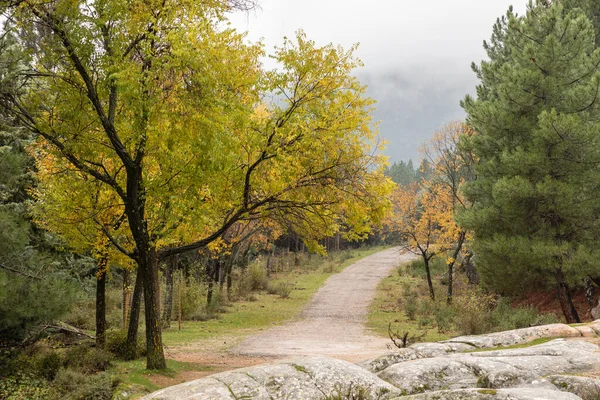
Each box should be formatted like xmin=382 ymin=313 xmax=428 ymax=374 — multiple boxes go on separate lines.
xmin=162 ymin=246 xmax=388 ymax=348
xmin=113 ymin=359 xmax=213 ymax=394
xmin=367 ymin=256 xmax=457 ymax=343
xmin=465 ymin=337 xmax=554 ymax=353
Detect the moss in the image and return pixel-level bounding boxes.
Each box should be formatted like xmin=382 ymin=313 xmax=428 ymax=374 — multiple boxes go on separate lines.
xmin=466 ymin=337 xmax=553 ymax=353
xmin=478 ymin=389 xmax=497 ymax=394
xmin=292 ymin=364 xmax=309 ymax=374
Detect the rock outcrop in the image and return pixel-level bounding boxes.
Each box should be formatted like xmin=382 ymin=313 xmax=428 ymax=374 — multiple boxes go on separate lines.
xmin=145 ymin=321 xmax=600 ymax=399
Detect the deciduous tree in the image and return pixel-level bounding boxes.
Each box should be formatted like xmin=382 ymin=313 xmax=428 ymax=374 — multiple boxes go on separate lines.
xmin=0 ymin=1 xmax=391 ymax=368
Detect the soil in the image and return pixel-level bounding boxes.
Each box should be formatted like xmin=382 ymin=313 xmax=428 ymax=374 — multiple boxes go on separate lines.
xmin=165 ymin=247 xmax=415 ymax=375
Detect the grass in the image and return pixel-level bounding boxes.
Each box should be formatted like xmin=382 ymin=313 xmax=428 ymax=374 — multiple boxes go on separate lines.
xmin=465 ymin=337 xmax=554 ymax=353
xmin=367 ymin=255 xmax=457 ymax=343
xmin=113 ymin=359 xmax=213 ymax=394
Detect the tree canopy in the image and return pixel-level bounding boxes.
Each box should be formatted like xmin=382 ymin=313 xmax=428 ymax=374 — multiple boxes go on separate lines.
xmin=0 ymin=0 xmax=391 ymax=368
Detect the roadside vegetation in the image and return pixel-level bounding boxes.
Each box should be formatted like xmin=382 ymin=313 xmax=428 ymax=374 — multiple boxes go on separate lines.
xmin=368 ymin=258 xmax=559 ymax=345
xmin=1 ymin=247 xmax=384 ymax=399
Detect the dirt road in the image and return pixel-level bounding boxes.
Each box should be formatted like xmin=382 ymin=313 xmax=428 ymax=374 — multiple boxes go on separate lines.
xmin=232 ymin=247 xmax=415 ymax=362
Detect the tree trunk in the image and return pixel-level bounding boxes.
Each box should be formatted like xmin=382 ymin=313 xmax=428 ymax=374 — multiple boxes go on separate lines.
xmin=462 ymin=250 xmax=479 ymax=287
xmin=447 ymin=231 xmax=466 ymax=305
xmin=207 ymin=259 xmax=215 ymax=305
xmin=585 ymin=278 xmax=596 ymax=310
xmin=555 ymin=268 xmax=580 ymax=323
xmin=95 ymin=252 xmax=108 ymax=348
xmin=139 ymin=247 xmax=166 ymax=369
xmin=424 ymin=255 xmax=435 ymax=300
xmin=162 ymin=255 xmax=176 ymax=328
xmin=219 ymin=256 xmax=227 ymax=292
xmin=122 ymin=269 xmax=131 ymax=329
xmin=123 ymin=269 xmax=143 ymax=361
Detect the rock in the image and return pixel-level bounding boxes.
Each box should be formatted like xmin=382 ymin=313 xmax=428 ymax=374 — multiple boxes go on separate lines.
xmin=378 ymin=339 xmax=600 ymax=395
xmin=547 ymin=375 xmax=600 ymax=399
xmin=363 ymin=342 xmax=476 ymax=373
xmin=397 ymin=387 xmax=582 ymax=399
xmin=361 ymin=348 xmax=422 ymax=373
xmin=443 ymin=324 xmax=583 ymax=349
xmin=143 ymin=356 xmax=400 ymax=400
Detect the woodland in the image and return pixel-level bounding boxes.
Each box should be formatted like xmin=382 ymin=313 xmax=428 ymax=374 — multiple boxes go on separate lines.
xmin=2 ymin=0 xmax=600 ymax=398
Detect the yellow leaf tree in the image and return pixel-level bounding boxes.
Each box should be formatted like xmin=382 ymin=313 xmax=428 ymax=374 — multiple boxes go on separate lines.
xmin=2 ymin=1 xmax=392 ymax=368
xmin=422 ymin=121 xmax=477 ymax=303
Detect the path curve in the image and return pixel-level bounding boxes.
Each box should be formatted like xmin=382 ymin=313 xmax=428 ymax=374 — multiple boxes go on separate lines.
xmin=232 ymin=247 xmax=415 ymax=362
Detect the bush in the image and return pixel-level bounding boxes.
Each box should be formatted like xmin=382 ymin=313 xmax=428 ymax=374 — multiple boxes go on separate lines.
xmin=267 ymin=282 xmax=293 ymax=299
xmin=64 ymin=298 xmax=96 ymax=331
xmin=0 ymin=271 xmax=77 ymax=341
xmin=104 ymin=329 xmax=146 ymax=360
xmin=37 ymin=352 xmax=62 ymax=380
xmin=403 ymin=298 xmax=418 ymax=321
xmin=434 ymin=303 xmax=456 ymax=333
xmin=248 ymin=260 xmax=268 ymax=290
xmin=54 ymin=368 xmax=119 ymax=400
xmin=454 ymin=289 xmax=495 ymax=335
xmin=63 ymin=345 xmax=112 ymax=374
xmin=180 ymin=279 xmax=205 ymax=320
xmin=490 ymin=298 xmax=559 ymax=332
xmin=404 ymin=257 xmax=446 ymax=279
xmin=0 ymin=374 xmax=56 ymax=400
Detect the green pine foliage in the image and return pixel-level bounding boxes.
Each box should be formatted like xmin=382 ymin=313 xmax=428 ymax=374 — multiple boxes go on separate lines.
xmin=385 ymin=160 xmax=417 ymax=186
xmin=460 ymin=1 xmax=600 ymax=318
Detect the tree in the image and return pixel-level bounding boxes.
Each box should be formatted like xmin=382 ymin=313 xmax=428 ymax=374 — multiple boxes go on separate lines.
xmin=422 ymin=122 xmax=476 ymax=303
xmin=460 ymin=1 xmax=600 ymax=323
xmin=0 ymin=1 xmax=391 ymax=368
xmin=385 ymin=160 xmax=416 ymax=186
xmin=0 ymin=30 xmax=79 ymax=343
xmin=391 ymin=182 xmax=459 ymax=300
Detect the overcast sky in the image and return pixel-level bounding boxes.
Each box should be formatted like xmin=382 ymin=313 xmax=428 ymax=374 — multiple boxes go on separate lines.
xmin=229 ymin=0 xmax=527 ymax=163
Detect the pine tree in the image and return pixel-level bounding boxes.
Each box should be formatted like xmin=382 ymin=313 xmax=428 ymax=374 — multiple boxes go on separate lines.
xmin=460 ymin=1 xmax=600 ymax=323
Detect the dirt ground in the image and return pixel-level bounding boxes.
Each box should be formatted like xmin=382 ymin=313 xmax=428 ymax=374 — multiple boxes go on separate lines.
xmin=160 ymin=247 xmax=415 ymax=385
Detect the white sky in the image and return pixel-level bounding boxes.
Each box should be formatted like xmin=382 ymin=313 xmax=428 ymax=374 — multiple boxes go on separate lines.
xmin=229 ymin=0 xmax=527 ymax=162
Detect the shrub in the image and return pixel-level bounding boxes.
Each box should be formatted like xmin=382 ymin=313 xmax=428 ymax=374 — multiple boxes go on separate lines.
xmin=268 ymin=282 xmax=293 ymax=299
xmin=0 ymin=271 xmax=78 ymax=341
xmin=54 ymin=369 xmax=119 ymax=400
xmin=490 ymin=298 xmax=559 ymax=332
xmin=434 ymin=303 xmax=456 ymax=333
xmin=63 ymin=345 xmax=112 ymax=374
xmin=0 ymin=374 xmax=56 ymax=399
xmin=104 ymin=329 xmax=146 ymax=360
xmin=418 ymin=316 xmax=432 ymax=328
xmin=36 ymin=352 xmax=62 ymax=380
xmin=403 ymin=298 xmax=418 ymax=321
xmin=248 ymin=260 xmax=268 ymax=290
xmin=404 ymin=257 xmax=446 ymax=279
xmin=180 ymin=279 xmax=205 ymax=320
xmin=453 ymin=289 xmax=495 ymax=335
xmin=64 ymin=298 xmax=96 ymax=331
xmin=234 ymin=271 xmax=254 ymax=300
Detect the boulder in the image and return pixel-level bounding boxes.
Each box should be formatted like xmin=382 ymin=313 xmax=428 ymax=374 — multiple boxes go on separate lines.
xmin=143 ymin=356 xmax=400 ymax=400
xmin=378 ymin=339 xmax=600 ymax=395
xmin=547 ymin=375 xmax=600 ymax=399
xmin=397 ymin=387 xmax=582 ymax=399
xmin=443 ymin=324 xmax=584 ymax=349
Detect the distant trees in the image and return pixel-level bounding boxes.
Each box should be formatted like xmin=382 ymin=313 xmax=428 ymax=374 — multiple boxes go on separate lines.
xmin=460 ymin=1 xmax=600 ymax=323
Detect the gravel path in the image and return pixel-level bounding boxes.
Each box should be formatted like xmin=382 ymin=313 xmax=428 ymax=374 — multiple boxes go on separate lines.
xmin=232 ymin=247 xmax=415 ymax=362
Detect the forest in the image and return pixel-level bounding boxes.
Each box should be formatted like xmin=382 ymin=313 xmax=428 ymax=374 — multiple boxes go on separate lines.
xmin=3 ymin=0 xmax=600 ymax=399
